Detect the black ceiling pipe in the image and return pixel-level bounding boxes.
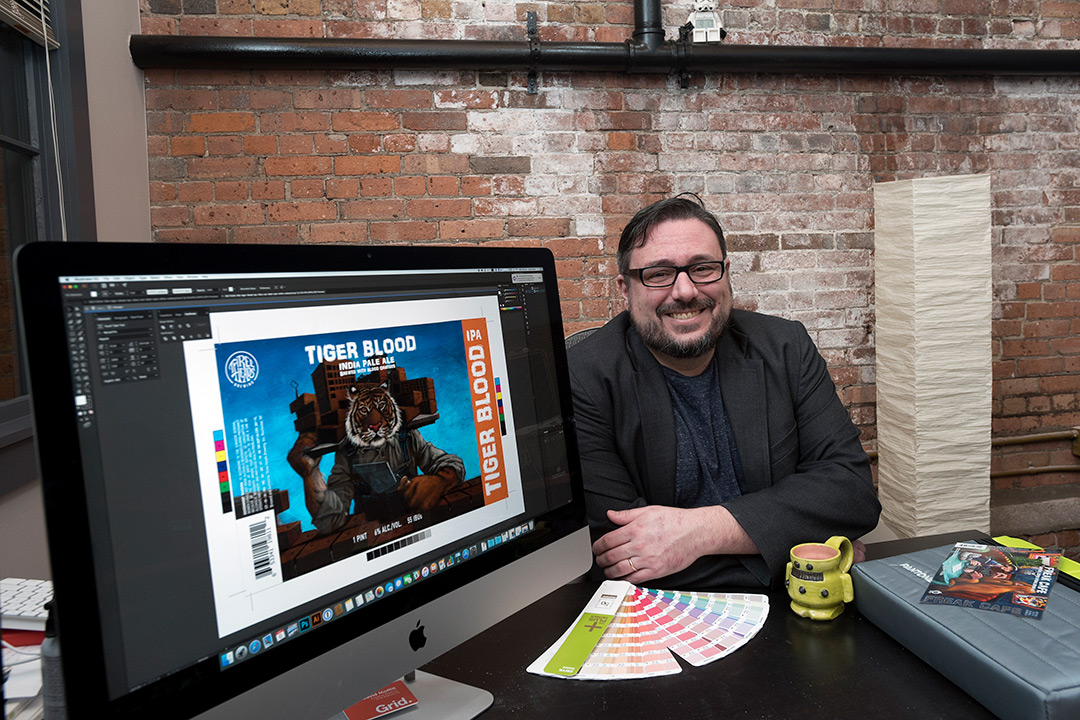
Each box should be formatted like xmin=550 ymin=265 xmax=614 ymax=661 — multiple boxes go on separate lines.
xmin=130 ymin=34 xmax=1080 ymax=76
xmin=129 ymin=34 xmax=1080 ymax=76
xmin=129 ymin=0 xmax=1080 ymax=77
xmin=681 ymin=43 xmax=1080 ymax=75
xmin=130 ymin=36 xmax=631 ymax=72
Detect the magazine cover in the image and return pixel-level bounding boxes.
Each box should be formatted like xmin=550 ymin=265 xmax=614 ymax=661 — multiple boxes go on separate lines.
xmin=920 ymin=542 xmax=1062 ymax=619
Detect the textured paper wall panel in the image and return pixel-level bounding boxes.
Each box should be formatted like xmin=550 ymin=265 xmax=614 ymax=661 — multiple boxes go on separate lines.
xmin=874 ymin=174 xmax=992 ymax=536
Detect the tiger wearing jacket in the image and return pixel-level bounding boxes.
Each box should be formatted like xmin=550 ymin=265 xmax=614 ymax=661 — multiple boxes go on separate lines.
xmin=293 ymin=384 xmax=464 ymax=534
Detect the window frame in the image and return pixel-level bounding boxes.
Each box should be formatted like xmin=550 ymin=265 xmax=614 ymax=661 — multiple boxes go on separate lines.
xmin=1 ymin=1 xmax=87 ymax=495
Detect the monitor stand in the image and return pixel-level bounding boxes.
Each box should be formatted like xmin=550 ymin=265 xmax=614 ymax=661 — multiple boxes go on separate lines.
xmin=331 ymin=671 xmax=493 ymax=720
xmin=404 ymin=671 xmax=494 ymax=719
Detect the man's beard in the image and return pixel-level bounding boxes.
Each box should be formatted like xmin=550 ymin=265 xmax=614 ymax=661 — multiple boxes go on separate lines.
xmin=632 ymin=299 xmax=730 ymax=359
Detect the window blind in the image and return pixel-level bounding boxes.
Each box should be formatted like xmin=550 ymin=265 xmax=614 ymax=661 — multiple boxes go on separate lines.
xmin=1 ymin=0 xmax=59 ymax=49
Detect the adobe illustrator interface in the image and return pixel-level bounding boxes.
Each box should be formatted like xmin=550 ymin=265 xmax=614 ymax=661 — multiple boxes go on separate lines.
xmin=57 ymin=267 xmax=574 ymax=696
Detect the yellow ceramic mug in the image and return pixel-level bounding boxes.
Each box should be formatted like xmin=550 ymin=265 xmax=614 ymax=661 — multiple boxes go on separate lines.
xmin=785 ymin=535 xmax=854 ymax=621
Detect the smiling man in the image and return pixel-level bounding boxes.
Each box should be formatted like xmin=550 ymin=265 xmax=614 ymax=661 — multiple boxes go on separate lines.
xmin=568 ymin=195 xmax=881 ymax=590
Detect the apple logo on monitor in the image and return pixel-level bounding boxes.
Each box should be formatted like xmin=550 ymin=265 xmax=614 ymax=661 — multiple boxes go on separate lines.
xmin=409 ymin=620 xmax=427 ymax=651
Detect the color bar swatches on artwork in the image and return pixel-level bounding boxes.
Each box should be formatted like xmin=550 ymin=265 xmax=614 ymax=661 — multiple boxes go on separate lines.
xmin=214 ymin=429 xmax=232 ymax=513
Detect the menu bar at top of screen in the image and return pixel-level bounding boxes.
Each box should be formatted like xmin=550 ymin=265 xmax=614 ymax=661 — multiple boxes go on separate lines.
xmin=58 ymin=268 xmax=544 ymax=284
xmin=58 ymin=271 xmax=546 ymax=309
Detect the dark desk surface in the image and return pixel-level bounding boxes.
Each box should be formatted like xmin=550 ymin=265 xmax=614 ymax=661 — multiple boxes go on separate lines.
xmin=423 ymin=533 xmax=997 ymax=719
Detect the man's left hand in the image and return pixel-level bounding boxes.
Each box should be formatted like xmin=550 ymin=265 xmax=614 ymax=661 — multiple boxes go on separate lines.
xmin=591 ymin=505 xmax=757 ymax=584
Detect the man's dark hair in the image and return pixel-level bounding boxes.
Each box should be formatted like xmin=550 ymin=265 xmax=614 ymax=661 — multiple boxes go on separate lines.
xmin=616 ymin=193 xmax=727 ymax=275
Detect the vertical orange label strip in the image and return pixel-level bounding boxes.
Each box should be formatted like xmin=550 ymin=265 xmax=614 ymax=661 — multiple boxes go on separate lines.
xmin=462 ymin=318 xmax=509 ymax=504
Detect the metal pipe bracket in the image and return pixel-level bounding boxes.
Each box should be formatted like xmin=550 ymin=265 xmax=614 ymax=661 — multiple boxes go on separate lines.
xmin=527 ymin=11 xmax=540 ymax=95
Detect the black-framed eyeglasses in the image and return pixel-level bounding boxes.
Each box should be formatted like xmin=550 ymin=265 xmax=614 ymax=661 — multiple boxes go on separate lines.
xmin=630 ymin=261 xmax=726 ymax=288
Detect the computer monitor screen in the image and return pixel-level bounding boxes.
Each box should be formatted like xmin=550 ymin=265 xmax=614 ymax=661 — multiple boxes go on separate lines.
xmin=15 ymin=241 xmax=590 ymax=720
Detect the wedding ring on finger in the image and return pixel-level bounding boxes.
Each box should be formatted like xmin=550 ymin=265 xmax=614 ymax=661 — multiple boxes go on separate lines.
xmin=628 ymin=557 xmax=637 ymax=572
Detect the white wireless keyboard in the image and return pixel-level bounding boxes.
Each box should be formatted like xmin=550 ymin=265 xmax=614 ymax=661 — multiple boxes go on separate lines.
xmin=1 ymin=577 xmax=53 ymax=631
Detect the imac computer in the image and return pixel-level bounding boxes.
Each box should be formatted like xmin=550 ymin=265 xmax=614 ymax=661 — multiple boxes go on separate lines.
xmin=14 ymin=241 xmax=591 ymax=719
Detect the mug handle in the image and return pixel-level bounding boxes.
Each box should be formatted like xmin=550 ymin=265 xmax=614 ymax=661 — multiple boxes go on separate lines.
xmin=825 ymin=535 xmax=853 ymax=573
xmin=826 ymin=535 xmax=855 ymax=603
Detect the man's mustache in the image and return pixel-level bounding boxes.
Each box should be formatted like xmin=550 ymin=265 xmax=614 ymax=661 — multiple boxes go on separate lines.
xmin=655 ymin=298 xmax=716 ymax=318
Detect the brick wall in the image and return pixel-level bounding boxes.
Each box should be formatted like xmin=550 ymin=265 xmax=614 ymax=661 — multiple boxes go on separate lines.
xmin=1028 ymin=529 xmax=1080 ymax=561
xmin=140 ymin=2 xmax=1079 ymax=495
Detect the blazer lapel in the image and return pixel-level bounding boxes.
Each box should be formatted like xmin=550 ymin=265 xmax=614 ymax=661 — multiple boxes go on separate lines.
xmin=627 ymin=328 xmax=679 ymax=507
xmin=715 ymin=330 xmax=770 ymax=494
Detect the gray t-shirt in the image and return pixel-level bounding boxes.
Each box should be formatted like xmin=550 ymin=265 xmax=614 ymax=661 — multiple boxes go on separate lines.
xmin=662 ymin=360 xmax=745 ymax=508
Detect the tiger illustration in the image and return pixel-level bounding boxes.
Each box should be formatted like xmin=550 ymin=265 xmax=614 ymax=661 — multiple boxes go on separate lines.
xmin=292 ymin=375 xmax=465 ymax=534
xmin=343 ymin=384 xmax=401 ymax=450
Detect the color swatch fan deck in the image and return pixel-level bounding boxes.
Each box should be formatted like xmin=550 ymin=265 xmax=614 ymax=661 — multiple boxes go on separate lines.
xmin=527 ymin=581 xmax=769 ymax=680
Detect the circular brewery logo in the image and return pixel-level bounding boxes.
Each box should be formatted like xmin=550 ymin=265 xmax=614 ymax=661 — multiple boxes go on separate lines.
xmin=225 ymin=351 xmax=259 ymax=388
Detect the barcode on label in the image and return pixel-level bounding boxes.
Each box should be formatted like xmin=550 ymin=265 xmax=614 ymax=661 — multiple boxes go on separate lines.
xmin=249 ymin=519 xmax=273 ymax=580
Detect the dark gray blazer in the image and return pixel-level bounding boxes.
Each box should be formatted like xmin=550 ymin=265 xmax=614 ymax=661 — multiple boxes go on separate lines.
xmin=568 ymin=309 xmax=881 ymax=589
